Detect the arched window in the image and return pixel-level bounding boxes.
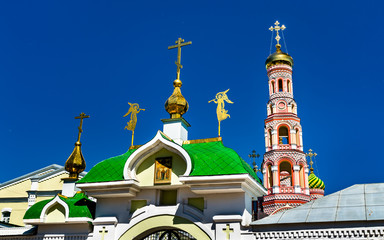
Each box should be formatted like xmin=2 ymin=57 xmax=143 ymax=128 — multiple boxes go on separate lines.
xmin=279 ymin=161 xmax=292 ymax=187
xmin=268 ymin=129 xmax=272 ymax=147
xmin=267 ymin=164 xmax=273 ymax=188
xmin=278 ymin=126 xmax=289 ymax=144
xmin=287 ymin=80 xmax=291 ymax=92
xmin=291 ymin=104 xmax=295 ymax=114
xmin=299 ymin=165 xmax=305 ymax=188
xmin=278 ymin=79 xmax=283 ymax=92
xmin=296 ymin=128 xmax=300 ymax=146
xmin=269 ymin=105 xmax=273 ymax=115
xmin=271 ymin=81 xmax=275 ymax=94
xmin=1 ymin=210 xmax=11 ymax=223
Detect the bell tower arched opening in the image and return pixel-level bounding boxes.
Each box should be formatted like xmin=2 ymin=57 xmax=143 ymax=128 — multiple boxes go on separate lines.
xmin=278 ymin=126 xmax=289 ymax=144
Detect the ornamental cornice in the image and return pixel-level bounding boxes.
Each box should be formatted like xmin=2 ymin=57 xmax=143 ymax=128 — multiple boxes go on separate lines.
xmin=268 ymin=97 xmax=296 ymax=105
xmin=253 ymin=227 xmax=384 ymax=239
xmin=265 ymin=119 xmax=302 ymax=130
xmin=269 ymin=92 xmax=294 ymax=100
xmin=263 ymin=150 xmax=306 ymax=165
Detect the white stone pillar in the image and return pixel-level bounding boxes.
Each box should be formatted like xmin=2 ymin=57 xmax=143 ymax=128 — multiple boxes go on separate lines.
xmin=262 ymin=168 xmax=268 ymax=189
xmin=271 ymin=165 xmax=279 ymax=194
xmin=293 ymin=165 xmax=301 ymax=193
xmin=290 ymin=129 xmax=297 ymax=149
xmin=161 ymin=118 xmax=190 ymax=145
xmin=304 ymin=167 xmax=310 ymax=195
xmin=271 ymin=129 xmax=278 ymax=150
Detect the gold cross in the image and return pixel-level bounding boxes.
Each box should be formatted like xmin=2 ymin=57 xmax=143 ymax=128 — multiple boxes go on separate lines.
xmin=222 ymin=224 xmax=234 ymax=240
xmin=269 ymin=21 xmax=286 ymax=46
xmin=99 ymin=226 xmax=108 ymax=240
xmin=248 ymin=150 xmax=261 ymax=173
xmin=74 ymin=112 xmax=90 ymax=142
xmin=168 ymin=38 xmax=192 ymax=80
xmin=305 ymin=149 xmax=317 ymax=173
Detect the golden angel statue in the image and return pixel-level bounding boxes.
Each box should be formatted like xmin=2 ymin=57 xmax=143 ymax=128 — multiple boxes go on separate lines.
xmin=124 ymin=102 xmax=145 ymax=145
xmin=209 ymin=89 xmax=233 ymax=136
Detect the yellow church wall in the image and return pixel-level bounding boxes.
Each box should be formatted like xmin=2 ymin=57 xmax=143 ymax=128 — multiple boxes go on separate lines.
xmin=36 ymin=196 xmax=53 ymax=202
xmin=136 ymin=148 xmax=187 ymax=187
xmin=45 ymin=204 xmax=66 ymax=223
xmin=38 ymin=173 xmax=67 ymax=190
xmin=0 ymin=180 xmax=30 ymax=198
xmin=0 ymin=202 xmax=28 ymax=226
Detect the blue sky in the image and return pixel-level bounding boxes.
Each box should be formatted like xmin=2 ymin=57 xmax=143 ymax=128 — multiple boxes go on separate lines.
xmin=0 ymin=1 xmax=383 ymax=194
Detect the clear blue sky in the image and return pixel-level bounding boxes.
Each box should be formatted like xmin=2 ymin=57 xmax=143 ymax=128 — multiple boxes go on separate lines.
xmin=0 ymin=1 xmax=383 ymax=194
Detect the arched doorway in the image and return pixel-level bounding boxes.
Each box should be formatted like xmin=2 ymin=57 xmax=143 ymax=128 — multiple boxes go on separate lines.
xmin=141 ymin=229 xmax=196 ymax=240
xmin=119 ymin=215 xmax=211 ymax=240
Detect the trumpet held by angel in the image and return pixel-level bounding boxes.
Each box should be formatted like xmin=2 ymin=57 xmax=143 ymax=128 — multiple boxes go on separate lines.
xmin=123 ymin=102 xmax=145 ymax=131
xmin=208 ymin=89 xmax=234 ymax=122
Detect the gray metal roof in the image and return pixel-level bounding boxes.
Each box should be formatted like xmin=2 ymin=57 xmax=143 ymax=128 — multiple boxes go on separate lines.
xmin=252 ymin=183 xmax=384 ymax=225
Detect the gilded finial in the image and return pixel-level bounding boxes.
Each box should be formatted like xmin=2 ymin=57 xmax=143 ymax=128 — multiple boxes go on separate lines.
xmin=64 ymin=113 xmax=89 ymax=179
xmin=248 ymin=150 xmax=261 ymax=174
xmin=269 ymin=21 xmax=286 ymax=50
xmin=305 ymin=149 xmax=317 ymax=173
xmin=209 ymin=89 xmax=233 ymax=136
xmin=165 ymin=38 xmax=191 ymax=119
xmin=124 ymin=102 xmax=145 ymax=146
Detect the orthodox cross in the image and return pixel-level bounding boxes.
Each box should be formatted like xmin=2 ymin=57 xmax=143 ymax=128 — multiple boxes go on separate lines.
xmin=168 ymin=38 xmax=192 ymax=80
xmin=269 ymin=21 xmax=286 ymax=46
xmin=74 ymin=112 xmax=90 ymax=142
xmin=305 ymin=149 xmax=317 ymax=173
xmin=248 ymin=150 xmax=261 ymax=173
xmin=99 ymin=226 xmax=108 ymax=240
xmin=222 ymin=224 xmax=234 ymax=240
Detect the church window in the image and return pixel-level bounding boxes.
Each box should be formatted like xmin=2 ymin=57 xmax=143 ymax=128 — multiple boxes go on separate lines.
xmin=278 ymin=79 xmax=283 ymax=92
xmin=271 ymin=81 xmax=275 ymax=93
xmin=269 ymin=105 xmax=273 ymax=115
xmin=130 ymin=200 xmax=147 ymax=213
xmin=279 ymin=161 xmax=292 ymax=187
xmin=278 ymin=126 xmax=289 ymax=144
xmin=159 ymin=190 xmax=177 ymax=206
xmin=299 ymin=165 xmax=305 ymax=188
xmin=268 ymin=129 xmax=272 ymax=147
xmin=292 ymin=104 xmax=295 ymax=114
xmin=188 ymin=197 xmax=204 ymax=212
xmin=267 ymin=165 xmax=273 ymax=188
xmin=1 ymin=211 xmax=10 ymax=223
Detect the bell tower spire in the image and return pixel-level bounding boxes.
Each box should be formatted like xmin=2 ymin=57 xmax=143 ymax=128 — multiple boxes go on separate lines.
xmin=261 ymin=22 xmax=311 ymax=215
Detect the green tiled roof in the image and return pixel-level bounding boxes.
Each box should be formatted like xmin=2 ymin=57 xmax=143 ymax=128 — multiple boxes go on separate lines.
xmin=77 ymin=137 xmax=261 ymax=184
xmin=182 ymin=141 xmax=261 ymax=183
xmin=24 ymin=192 xmax=95 ymax=220
xmin=77 ymin=149 xmax=136 ymax=183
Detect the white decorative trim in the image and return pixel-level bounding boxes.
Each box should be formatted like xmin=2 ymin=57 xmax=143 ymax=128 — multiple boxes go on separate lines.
xmin=293 ymin=165 xmax=300 ymax=171
xmin=40 ymin=195 xmax=69 ymax=222
xmin=123 ymin=131 xmax=192 ymax=180
xmin=271 ymin=166 xmax=278 ymax=172
xmin=253 ymin=227 xmax=384 ymax=239
xmin=213 ymin=215 xmax=242 ymax=222
xmin=1 ymin=208 xmax=12 ymax=213
xmin=93 ymin=216 xmax=118 ymax=225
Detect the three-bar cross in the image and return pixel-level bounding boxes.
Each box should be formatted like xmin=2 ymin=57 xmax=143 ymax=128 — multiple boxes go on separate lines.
xmin=75 ymin=112 xmax=90 ymax=142
xmin=168 ymin=38 xmax=192 ymax=80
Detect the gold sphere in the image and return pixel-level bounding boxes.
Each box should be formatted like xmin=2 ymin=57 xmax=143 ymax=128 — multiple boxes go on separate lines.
xmin=173 ymin=79 xmax=182 ymax=87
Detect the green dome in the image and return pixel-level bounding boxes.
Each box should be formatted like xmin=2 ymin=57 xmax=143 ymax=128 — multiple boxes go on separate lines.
xmin=308 ymin=172 xmax=325 ymax=190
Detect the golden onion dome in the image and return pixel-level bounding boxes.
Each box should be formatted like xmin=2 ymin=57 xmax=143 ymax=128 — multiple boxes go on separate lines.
xmin=308 ymin=172 xmax=325 ymax=190
xmin=165 ymin=79 xmax=189 ymax=118
xmin=64 ymin=141 xmax=86 ymax=179
xmin=265 ymin=44 xmax=294 ymax=69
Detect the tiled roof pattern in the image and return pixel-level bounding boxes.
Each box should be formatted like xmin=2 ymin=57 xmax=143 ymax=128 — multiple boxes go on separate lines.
xmin=77 ymin=149 xmax=136 ymax=183
xmin=182 ymin=141 xmax=261 ymax=183
xmin=24 ymin=192 xmax=95 ymax=220
xmin=252 ymin=183 xmax=384 ymax=225
xmin=77 ymin=137 xmax=260 ymax=184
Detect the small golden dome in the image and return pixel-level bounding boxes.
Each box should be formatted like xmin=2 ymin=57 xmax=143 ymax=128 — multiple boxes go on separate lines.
xmin=265 ymin=44 xmax=294 ymax=69
xmin=64 ymin=141 xmax=86 ymax=179
xmin=165 ymin=79 xmax=189 ymax=118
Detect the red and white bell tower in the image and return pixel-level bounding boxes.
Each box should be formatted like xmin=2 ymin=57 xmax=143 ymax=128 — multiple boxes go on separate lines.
xmin=261 ymin=21 xmax=310 ymax=215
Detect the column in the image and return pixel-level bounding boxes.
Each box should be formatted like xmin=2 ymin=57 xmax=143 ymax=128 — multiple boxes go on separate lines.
xmin=262 ymin=168 xmax=268 ymax=189
xmin=271 ymin=129 xmax=278 ymax=150
xmin=271 ymin=165 xmax=279 ymax=194
xmin=304 ymin=167 xmax=310 ymax=195
xmin=290 ymin=129 xmax=297 ymax=149
xmin=293 ymin=165 xmax=301 ymax=193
